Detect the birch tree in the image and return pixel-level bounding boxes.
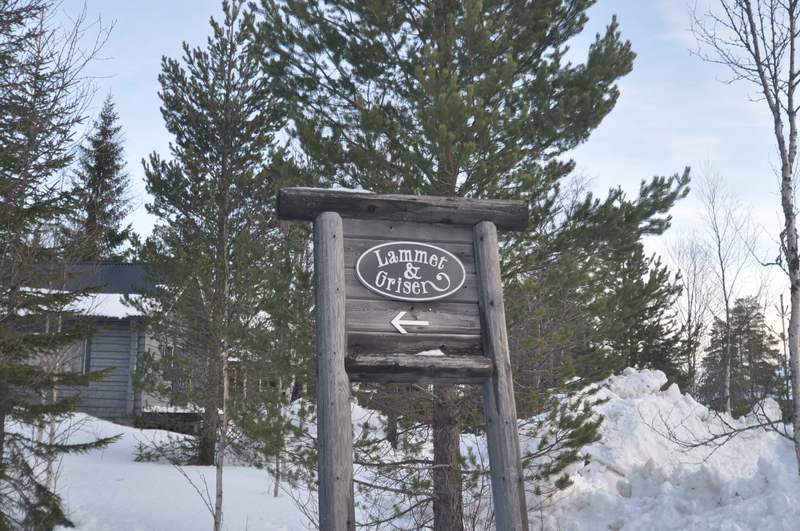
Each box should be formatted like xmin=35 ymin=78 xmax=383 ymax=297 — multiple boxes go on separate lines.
xmin=692 ymin=0 xmax=800 ymax=467
xmin=698 ymin=175 xmax=756 ymax=415
xmin=668 ymin=234 xmax=711 ymax=397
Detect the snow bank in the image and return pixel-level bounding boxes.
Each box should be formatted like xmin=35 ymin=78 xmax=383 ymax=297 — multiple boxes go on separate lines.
xmin=542 ymin=367 xmax=800 ymax=531
xmin=54 ymin=415 xmax=306 ymax=531
xmin=49 ymin=368 xmax=800 ymax=530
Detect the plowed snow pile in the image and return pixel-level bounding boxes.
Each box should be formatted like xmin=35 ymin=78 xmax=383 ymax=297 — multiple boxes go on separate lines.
xmin=543 ymin=368 xmax=800 ymax=531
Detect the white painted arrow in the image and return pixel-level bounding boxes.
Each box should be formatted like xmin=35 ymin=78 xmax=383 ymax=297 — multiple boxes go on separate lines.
xmin=391 ymin=311 xmax=429 ymax=334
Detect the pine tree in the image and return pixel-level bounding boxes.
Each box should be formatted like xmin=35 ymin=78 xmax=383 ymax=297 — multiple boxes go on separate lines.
xmin=0 ymin=1 xmax=117 ymax=528
xmin=69 ymin=94 xmax=133 ymax=262
xmin=602 ymin=252 xmax=683 ymax=379
xmin=563 ymin=176 xmax=689 ymax=385
xmin=135 ymin=2 xmax=306 ymax=530
xmin=699 ymin=296 xmax=782 ymax=417
xmin=254 ymin=0 xmax=639 ymax=526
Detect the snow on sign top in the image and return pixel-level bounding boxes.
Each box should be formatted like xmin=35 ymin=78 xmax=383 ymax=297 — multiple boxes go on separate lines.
xmin=355 ymin=241 xmax=466 ymax=302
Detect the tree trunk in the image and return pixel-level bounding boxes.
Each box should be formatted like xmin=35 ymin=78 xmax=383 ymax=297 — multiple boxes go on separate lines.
xmin=0 ymin=383 xmax=6 ymax=480
xmin=213 ymin=351 xmax=229 ymax=531
xmin=432 ymin=384 xmax=463 ymax=531
xmin=273 ymin=452 xmax=281 ymax=498
xmin=47 ymin=387 xmax=57 ymax=490
xmin=199 ymin=403 xmax=217 ymax=467
xmin=386 ymin=407 xmax=399 ymax=450
xmin=724 ymin=324 xmax=732 ymax=415
xmin=737 ymin=0 xmax=800 ymax=474
xmin=782 ymin=170 xmax=800 ymax=471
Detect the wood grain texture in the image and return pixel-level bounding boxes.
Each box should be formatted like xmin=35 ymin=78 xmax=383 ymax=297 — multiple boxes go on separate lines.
xmin=342 ymin=216 xmax=483 ymax=358
xmin=348 ymin=331 xmax=483 ymax=357
xmin=278 ymin=187 xmax=529 ymax=231
xmin=343 ymin=218 xmax=473 ymax=243
xmin=345 ymin=353 xmax=492 ymax=384
xmin=314 ymin=212 xmax=356 ymax=531
xmin=346 ymin=300 xmax=480 ymax=334
xmin=474 ymin=221 xmax=529 ymax=531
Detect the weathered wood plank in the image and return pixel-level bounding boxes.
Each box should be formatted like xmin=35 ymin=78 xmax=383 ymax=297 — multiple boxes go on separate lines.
xmin=345 ymin=353 xmax=492 ymax=384
xmin=342 ymin=218 xmax=473 ymax=243
xmin=86 ymin=360 xmax=125 ymax=372
xmin=78 ymin=391 xmax=128 ymax=402
xmin=90 ymin=339 xmax=132 ymax=351
xmin=314 ymin=211 xmax=356 ymax=531
xmin=278 ymin=188 xmax=529 ymax=231
xmin=89 ymin=341 xmax=127 ymax=351
xmin=345 ymin=269 xmax=478 ymax=303
xmin=348 ymin=331 xmax=483 ymax=356
xmin=346 ymin=299 xmax=480 ymax=335
xmin=90 ymin=333 xmax=130 ymax=344
xmin=474 ymin=221 xmax=529 ymax=530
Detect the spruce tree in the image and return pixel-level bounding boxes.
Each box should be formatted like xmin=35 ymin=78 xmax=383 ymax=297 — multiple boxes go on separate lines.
xmin=599 ymin=251 xmax=683 ymax=379
xmin=502 ymin=173 xmax=689 ymax=507
xmin=0 ymin=1 xmax=117 ymax=528
xmin=69 ymin=94 xmax=133 ymax=262
xmin=135 ymin=2 xmax=308 ymax=530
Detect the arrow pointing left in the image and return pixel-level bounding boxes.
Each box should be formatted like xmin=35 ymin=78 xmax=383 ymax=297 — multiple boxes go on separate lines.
xmin=391 ymin=311 xmax=430 ymax=334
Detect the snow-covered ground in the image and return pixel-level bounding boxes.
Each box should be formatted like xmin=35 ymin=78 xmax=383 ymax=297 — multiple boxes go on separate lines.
xmin=53 ymin=419 xmax=309 ymax=530
xmin=52 ymin=368 xmax=800 ymax=530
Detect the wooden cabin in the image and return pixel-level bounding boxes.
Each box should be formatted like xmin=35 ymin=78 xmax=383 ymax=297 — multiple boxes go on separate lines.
xmin=62 ymin=263 xmax=166 ymax=422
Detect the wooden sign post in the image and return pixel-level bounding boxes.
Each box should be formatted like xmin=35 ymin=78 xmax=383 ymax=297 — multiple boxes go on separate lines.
xmin=278 ymin=188 xmax=529 ymax=530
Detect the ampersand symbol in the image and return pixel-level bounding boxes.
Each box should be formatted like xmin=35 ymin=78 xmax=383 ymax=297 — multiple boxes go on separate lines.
xmin=404 ymin=262 xmax=421 ymax=280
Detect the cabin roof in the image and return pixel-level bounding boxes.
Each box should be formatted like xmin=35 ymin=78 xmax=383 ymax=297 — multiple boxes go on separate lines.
xmin=64 ymin=263 xmax=154 ymax=295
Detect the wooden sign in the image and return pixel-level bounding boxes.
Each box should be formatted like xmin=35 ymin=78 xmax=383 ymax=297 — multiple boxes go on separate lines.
xmin=277 ymin=187 xmax=530 ymax=531
xmin=341 ymin=218 xmax=488 ymax=383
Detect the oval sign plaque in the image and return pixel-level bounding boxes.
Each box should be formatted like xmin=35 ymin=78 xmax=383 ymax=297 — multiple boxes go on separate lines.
xmin=355 ymin=241 xmax=466 ymax=302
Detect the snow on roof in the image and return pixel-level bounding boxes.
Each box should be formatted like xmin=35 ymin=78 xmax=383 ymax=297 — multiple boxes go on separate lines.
xmin=70 ymin=293 xmax=142 ymax=319
xmin=54 ymin=263 xmax=152 ymax=319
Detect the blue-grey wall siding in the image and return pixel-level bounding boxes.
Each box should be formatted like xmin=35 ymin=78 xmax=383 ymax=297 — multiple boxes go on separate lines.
xmin=74 ymin=319 xmax=134 ymax=418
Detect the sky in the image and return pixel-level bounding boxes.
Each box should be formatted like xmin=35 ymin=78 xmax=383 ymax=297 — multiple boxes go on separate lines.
xmin=573 ymin=1 xmax=781 ymax=237
xmin=55 ymin=0 xmax=784 ymax=260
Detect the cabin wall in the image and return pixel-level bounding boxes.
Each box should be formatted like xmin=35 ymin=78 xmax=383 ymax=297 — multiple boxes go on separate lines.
xmin=135 ymin=330 xmax=170 ymax=414
xmin=73 ymin=319 xmax=133 ymax=419
xmin=64 ymin=318 xmax=170 ymax=420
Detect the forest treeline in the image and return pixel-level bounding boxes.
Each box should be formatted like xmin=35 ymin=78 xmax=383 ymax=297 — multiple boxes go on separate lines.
xmin=0 ymin=0 xmax=791 ymax=529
